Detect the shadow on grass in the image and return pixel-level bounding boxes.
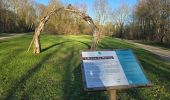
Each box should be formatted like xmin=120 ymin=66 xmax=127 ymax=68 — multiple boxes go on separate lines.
xmin=41 ymin=41 xmax=71 ymax=52
xmin=0 ymin=40 xmax=9 ymax=44
xmin=4 ymin=40 xmax=97 ymax=99
xmin=5 ymin=37 xmax=170 ymax=99
xmin=141 ymin=58 xmax=170 ymax=82
xmin=41 ymin=40 xmax=91 ymax=53
xmin=76 ymin=41 xmax=91 ymax=49
xmin=4 ymin=43 xmax=64 ymax=99
xmin=60 ymin=47 xmax=107 ymax=100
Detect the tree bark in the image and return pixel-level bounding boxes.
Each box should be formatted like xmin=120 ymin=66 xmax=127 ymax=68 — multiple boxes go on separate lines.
xmin=33 ymin=33 xmax=41 ymax=53
xmin=161 ymin=34 xmax=166 ymax=43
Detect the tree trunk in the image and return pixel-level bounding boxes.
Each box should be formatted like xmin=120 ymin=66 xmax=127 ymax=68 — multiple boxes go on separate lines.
xmin=161 ymin=34 xmax=166 ymax=43
xmin=32 ymin=21 xmax=45 ymax=53
xmin=33 ymin=33 xmax=41 ymax=53
xmin=91 ymin=29 xmax=99 ymax=50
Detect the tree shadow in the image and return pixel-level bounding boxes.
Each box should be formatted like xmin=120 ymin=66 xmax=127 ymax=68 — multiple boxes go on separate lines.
xmin=75 ymin=41 xmax=91 ymax=49
xmin=62 ymin=64 xmax=108 ymax=100
xmin=60 ymin=47 xmax=108 ymax=100
xmin=140 ymin=58 xmax=170 ymax=82
xmin=4 ymin=44 xmax=64 ymax=99
xmin=41 ymin=40 xmax=91 ymax=53
xmin=41 ymin=41 xmax=71 ymax=52
xmin=0 ymin=40 xmax=9 ymax=44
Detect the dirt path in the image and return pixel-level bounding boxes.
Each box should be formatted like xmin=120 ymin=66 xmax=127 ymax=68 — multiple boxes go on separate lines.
xmin=0 ymin=33 xmax=25 ymax=40
xmin=128 ymin=40 xmax=170 ymax=61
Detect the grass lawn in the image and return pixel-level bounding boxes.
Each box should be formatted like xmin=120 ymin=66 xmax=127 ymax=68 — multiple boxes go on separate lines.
xmin=0 ymin=33 xmax=170 ymax=99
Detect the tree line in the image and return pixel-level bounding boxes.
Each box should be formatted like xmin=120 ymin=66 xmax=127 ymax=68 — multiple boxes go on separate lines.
xmin=93 ymin=0 xmax=170 ymax=44
xmin=127 ymin=0 xmax=170 ymax=43
xmin=0 ymin=0 xmax=91 ymax=34
xmin=0 ymin=0 xmax=38 ymax=32
xmin=0 ymin=0 xmax=169 ymax=44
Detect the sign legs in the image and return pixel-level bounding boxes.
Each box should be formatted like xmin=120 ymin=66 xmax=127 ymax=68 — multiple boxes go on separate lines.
xmin=108 ymin=90 xmax=117 ymax=100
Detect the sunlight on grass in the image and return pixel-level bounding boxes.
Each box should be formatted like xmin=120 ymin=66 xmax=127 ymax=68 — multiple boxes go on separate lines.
xmin=0 ymin=34 xmax=170 ymax=99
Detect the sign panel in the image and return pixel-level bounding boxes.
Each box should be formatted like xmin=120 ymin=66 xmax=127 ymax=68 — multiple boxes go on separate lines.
xmin=81 ymin=49 xmax=151 ymax=91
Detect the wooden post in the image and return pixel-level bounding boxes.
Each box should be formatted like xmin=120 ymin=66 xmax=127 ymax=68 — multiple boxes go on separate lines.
xmin=108 ymin=90 xmax=117 ymax=100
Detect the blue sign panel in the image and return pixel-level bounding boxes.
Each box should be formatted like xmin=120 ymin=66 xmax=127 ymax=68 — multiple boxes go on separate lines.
xmin=115 ymin=49 xmax=149 ymax=85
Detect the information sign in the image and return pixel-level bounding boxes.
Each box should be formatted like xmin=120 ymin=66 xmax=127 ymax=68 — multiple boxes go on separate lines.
xmin=81 ymin=49 xmax=151 ymax=91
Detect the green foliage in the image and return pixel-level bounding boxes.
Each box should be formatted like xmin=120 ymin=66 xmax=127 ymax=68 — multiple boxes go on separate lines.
xmin=0 ymin=34 xmax=170 ymax=99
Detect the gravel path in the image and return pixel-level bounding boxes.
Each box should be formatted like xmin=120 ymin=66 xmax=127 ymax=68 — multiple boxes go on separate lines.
xmin=128 ymin=41 xmax=170 ymax=61
xmin=0 ymin=33 xmax=25 ymax=40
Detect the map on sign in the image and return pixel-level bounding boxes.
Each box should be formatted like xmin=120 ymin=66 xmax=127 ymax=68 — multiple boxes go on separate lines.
xmin=81 ymin=49 xmax=151 ymax=91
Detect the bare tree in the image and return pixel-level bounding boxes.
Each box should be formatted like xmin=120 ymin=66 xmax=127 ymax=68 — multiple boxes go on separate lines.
xmin=0 ymin=0 xmax=37 ymax=32
xmin=111 ymin=2 xmax=130 ymax=38
xmin=134 ymin=0 xmax=170 ymax=42
xmin=93 ymin=0 xmax=110 ymax=25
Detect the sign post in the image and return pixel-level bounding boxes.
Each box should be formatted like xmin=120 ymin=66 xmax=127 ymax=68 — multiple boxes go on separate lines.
xmin=81 ymin=49 xmax=151 ymax=99
xmin=108 ymin=90 xmax=116 ymax=100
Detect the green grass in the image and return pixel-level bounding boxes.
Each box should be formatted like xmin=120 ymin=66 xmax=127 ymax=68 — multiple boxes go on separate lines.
xmin=0 ymin=33 xmax=170 ymax=99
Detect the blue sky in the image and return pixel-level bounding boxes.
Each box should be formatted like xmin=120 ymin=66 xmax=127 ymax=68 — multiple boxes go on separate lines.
xmin=36 ymin=0 xmax=137 ymax=18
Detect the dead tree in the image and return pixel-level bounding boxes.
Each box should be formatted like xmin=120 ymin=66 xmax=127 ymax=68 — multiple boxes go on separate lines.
xmin=28 ymin=5 xmax=100 ymax=53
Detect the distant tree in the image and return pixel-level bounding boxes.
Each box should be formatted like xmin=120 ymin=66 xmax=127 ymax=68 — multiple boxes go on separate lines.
xmin=103 ymin=22 xmax=114 ymax=36
xmin=134 ymin=0 xmax=170 ymax=43
xmin=0 ymin=0 xmax=37 ymax=33
xmin=93 ymin=0 xmax=110 ymax=25
xmin=93 ymin=0 xmax=111 ymax=36
xmin=0 ymin=0 xmax=3 ymax=32
xmin=111 ymin=2 xmax=130 ymax=38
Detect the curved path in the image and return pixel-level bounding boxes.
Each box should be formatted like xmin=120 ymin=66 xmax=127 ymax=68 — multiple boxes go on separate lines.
xmin=0 ymin=33 xmax=25 ymax=40
xmin=128 ymin=41 xmax=170 ymax=61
